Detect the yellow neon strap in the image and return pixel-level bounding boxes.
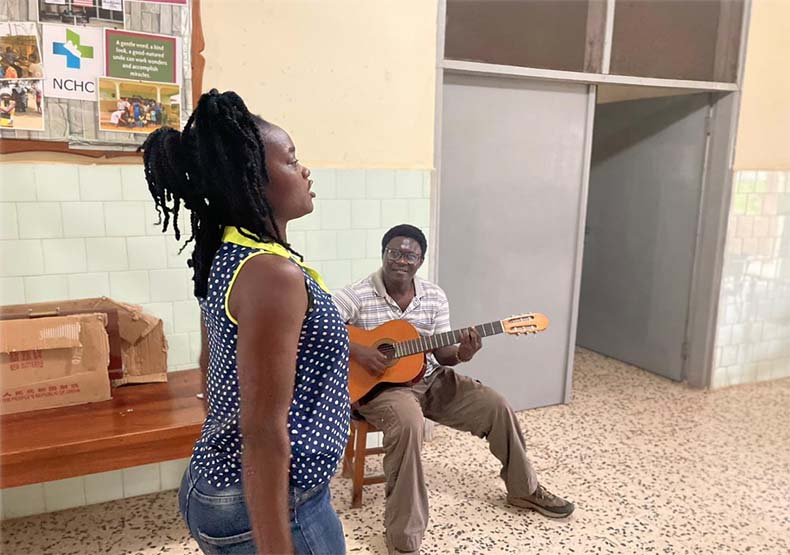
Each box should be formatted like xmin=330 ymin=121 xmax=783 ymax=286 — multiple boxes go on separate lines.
xmin=221 ymin=227 xmax=330 ymax=293
xmin=224 ymin=251 xmax=267 ymax=326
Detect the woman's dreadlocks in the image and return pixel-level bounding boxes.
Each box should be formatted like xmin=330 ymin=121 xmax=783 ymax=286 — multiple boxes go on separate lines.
xmin=140 ymin=89 xmax=301 ymax=298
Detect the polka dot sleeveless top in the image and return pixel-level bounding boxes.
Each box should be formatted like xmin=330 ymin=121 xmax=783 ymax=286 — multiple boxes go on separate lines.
xmin=190 ymin=229 xmax=350 ymax=490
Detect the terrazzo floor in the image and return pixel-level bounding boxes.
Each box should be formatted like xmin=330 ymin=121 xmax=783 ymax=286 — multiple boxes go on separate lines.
xmin=3 ymin=348 xmax=789 ymax=554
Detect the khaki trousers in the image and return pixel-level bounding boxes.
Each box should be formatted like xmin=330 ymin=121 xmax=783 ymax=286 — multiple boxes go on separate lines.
xmin=356 ymin=367 xmax=539 ymax=553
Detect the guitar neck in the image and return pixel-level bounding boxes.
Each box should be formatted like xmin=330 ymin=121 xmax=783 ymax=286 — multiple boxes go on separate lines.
xmin=394 ymin=321 xmax=504 ymax=358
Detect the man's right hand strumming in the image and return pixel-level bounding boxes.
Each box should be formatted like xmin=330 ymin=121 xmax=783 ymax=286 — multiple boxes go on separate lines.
xmin=350 ymin=343 xmax=389 ymax=376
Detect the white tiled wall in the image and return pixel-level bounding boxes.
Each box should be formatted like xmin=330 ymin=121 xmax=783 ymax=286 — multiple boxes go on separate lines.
xmin=0 ymin=459 xmax=190 ymax=520
xmin=712 ymin=171 xmax=790 ymax=387
xmin=0 ymin=163 xmax=431 ymax=518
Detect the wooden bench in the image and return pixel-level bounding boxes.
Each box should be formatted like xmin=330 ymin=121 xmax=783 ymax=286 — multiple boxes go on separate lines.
xmin=0 ymin=369 xmax=205 ymax=489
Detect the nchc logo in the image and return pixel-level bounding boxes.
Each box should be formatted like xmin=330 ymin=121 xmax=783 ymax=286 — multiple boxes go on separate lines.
xmin=43 ymin=24 xmax=100 ymax=101
xmin=52 ymin=78 xmax=94 ymax=93
xmin=52 ymin=29 xmax=94 ymax=70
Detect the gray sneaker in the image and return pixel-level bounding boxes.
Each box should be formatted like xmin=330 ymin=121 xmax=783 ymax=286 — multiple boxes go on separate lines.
xmin=385 ymin=535 xmax=419 ymax=554
xmin=507 ymin=484 xmax=575 ymax=518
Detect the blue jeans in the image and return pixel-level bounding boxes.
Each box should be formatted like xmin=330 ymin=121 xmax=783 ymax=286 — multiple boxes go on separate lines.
xmin=178 ymin=463 xmax=346 ymax=554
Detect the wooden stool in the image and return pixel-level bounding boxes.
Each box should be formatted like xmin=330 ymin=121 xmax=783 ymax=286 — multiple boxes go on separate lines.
xmin=342 ymin=417 xmax=385 ymax=508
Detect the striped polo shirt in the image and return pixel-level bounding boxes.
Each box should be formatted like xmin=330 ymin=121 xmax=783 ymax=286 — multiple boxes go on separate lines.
xmin=333 ymin=269 xmax=451 ymax=377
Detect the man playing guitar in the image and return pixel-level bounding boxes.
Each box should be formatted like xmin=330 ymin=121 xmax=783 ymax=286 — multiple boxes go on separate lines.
xmin=333 ymin=224 xmax=574 ymax=555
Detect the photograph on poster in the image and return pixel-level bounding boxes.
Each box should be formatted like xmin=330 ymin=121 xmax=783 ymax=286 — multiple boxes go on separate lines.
xmin=127 ymin=0 xmax=187 ymax=5
xmin=37 ymin=0 xmax=125 ymax=30
xmin=0 ymin=22 xmax=44 ymax=79
xmin=98 ymin=76 xmax=180 ymax=133
xmin=0 ymin=79 xmax=45 ymax=130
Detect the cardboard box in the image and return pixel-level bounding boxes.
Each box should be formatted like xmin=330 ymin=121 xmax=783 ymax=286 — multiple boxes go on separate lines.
xmin=0 ymin=298 xmax=168 ymax=386
xmin=0 ymin=313 xmax=112 ymax=415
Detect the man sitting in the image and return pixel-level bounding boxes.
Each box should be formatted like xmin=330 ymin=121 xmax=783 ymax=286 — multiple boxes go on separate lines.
xmin=333 ymin=224 xmax=574 ymax=554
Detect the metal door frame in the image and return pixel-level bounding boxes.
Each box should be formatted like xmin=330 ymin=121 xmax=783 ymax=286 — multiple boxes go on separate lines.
xmin=431 ymin=0 xmax=751 ymax=391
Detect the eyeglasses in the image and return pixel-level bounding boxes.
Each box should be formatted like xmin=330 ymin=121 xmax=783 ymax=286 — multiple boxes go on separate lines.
xmin=384 ymin=248 xmax=421 ymax=264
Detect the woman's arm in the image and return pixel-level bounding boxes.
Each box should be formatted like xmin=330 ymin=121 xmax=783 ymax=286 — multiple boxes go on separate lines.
xmin=231 ymin=254 xmax=308 ymax=555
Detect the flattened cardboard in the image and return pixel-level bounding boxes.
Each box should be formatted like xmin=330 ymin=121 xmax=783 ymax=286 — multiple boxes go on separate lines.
xmin=0 ymin=313 xmax=111 ymax=415
xmin=0 ymin=297 xmax=168 ymax=385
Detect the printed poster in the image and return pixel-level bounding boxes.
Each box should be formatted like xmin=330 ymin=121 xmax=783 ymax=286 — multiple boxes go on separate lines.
xmin=0 ymin=79 xmax=45 ymax=131
xmin=42 ymin=24 xmax=103 ymax=101
xmin=98 ymin=76 xmax=181 ymax=134
xmin=105 ymin=29 xmax=180 ymax=85
xmin=37 ymin=0 xmax=125 ymax=30
xmin=0 ymin=22 xmax=44 ymax=79
xmin=127 ymin=0 xmax=187 ymax=4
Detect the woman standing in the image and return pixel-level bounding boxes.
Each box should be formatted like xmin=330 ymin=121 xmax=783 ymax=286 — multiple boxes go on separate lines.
xmin=141 ymin=89 xmax=350 ymax=554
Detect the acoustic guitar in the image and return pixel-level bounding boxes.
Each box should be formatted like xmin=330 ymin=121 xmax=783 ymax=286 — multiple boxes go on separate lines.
xmin=347 ymin=313 xmax=549 ymax=403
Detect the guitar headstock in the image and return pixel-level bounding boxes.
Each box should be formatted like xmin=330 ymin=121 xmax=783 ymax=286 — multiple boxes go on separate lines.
xmin=501 ymin=313 xmax=549 ymax=336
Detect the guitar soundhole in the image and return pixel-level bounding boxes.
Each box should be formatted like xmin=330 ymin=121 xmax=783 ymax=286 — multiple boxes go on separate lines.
xmin=377 ymin=343 xmax=396 ymax=360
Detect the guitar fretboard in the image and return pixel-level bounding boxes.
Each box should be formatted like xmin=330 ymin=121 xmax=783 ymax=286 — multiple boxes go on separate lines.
xmin=394 ymin=321 xmax=504 ymax=358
